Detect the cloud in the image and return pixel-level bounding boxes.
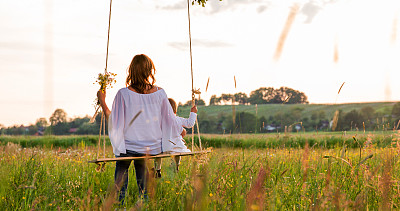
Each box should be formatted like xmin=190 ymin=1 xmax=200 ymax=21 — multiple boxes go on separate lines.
xmin=168 ymin=39 xmax=232 ymax=50
xmin=300 ymin=0 xmax=339 ymax=24
xmin=300 ymin=1 xmax=322 ymax=24
xmin=256 ymin=5 xmax=269 ymax=14
xmin=157 ymin=1 xmax=187 ymax=10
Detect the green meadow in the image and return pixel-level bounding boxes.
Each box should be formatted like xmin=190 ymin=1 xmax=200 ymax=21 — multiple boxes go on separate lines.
xmin=1 ymin=132 xmax=400 ymax=210
xmin=177 ymin=102 xmax=397 ymax=119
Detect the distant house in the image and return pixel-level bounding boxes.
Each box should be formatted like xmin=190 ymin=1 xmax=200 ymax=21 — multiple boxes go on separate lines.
xmin=69 ymin=128 xmax=78 ymax=133
xmin=266 ymin=125 xmax=276 ymax=131
xmin=265 ymin=124 xmax=280 ymax=132
xmin=34 ymin=131 xmax=44 ymax=136
xmin=320 ymin=120 xmax=330 ymax=129
xmin=35 ymin=127 xmax=45 ymax=136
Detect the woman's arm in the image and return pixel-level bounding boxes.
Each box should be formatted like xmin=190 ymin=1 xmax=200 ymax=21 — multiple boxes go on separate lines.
xmin=97 ymin=90 xmax=111 ymax=120
xmin=104 ymin=89 xmax=126 ymax=155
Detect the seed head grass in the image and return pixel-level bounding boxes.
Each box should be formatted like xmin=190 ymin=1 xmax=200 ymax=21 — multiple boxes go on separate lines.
xmin=1 ymin=132 xmax=400 ymax=209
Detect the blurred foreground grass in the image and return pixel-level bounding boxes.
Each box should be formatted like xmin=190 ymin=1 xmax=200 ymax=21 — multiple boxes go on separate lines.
xmin=0 ymin=131 xmax=400 ymax=209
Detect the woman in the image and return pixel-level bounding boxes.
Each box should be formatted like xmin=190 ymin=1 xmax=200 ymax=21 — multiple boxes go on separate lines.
xmin=97 ymin=54 xmax=182 ymax=203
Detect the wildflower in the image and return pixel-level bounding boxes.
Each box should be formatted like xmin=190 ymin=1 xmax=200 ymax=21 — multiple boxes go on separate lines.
xmin=49 ymin=203 xmax=52 ymax=206
xmin=250 ymin=204 xmax=260 ymax=210
xmin=66 ymin=199 xmax=70 ymax=203
xmin=209 ymin=193 xmax=213 ymax=197
xmin=22 ymin=197 xmax=25 ymax=200
xmin=165 ymin=181 xmax=170 ymax=184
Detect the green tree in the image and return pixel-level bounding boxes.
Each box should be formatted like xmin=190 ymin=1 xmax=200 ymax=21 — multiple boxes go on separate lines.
xmin=290 ymin=107 xmax=304 ymax=122
xmin=318 ymin=110 xmax=326 ymax=120
xmin=248 ymin=87 xmax=308 ymax=104
xmin=311 ymin=110 xmax=319 ymax=121
xmin=272 ymin=87 xmax=309 ymax=104
xmin=49 ymin=109 xmax=68 ymax=135
xmin=343 ymin=110 xmax=362 ymax=131
xmin=216 ymin=112 xmax=228 ymax=133
xmin=392 ymin=102 xmax=400 ymax=118
xmin=233 ymin=92 xmax=248 ymax=104
xmin=220 ymin=94 xmax=233 ymax=104
xmin=184 ymin=99 xmax=205 ymax=106
xmin=77 ymin=113 xmax=104 ymax=135
xmin=361 ymin=106 xmax=375 ymax=120
xmin=273 ymin=111 xmax=284 ymax=129
xmin=209 ymin=95 xmax=220 ymax=105
xmin=49 ymin=109 xmax=67 ymax=126
xmin=360 ymin=106 xmax=375 ymax=130
xmin=225 ymin=112 xmax=257 ymax=133
xmin=248 ymin=87 xmax=274 ymax=104
xmin=35 ymin=118 xmax=48 ymax=128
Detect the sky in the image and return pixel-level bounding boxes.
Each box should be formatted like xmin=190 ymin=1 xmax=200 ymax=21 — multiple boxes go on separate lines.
xmin=1 ymin=0 xmax=400 ymax=127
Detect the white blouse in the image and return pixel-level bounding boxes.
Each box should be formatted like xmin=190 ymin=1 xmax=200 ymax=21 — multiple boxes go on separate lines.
xmin=176 ymin=112 xmax=197 ymax=129
xmin=108 ymin=87 xmax=182 ymax=156
xmin=164 ymin=112 xmax=197 ymax=153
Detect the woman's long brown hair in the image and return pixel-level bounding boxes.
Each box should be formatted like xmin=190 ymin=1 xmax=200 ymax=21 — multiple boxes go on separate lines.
xmin=126 ymin=54 xmax=156 ymax=94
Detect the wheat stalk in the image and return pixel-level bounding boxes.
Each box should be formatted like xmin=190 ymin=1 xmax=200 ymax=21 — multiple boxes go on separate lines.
xmin=334 ymin=40 xmax=339 ymax=63
xmin=205 ymin=77 xmax=210 ymax=92
xmin=338 ymin=82 xmax=345 ymax=94
xmin=273 ymin=4 xmax=299 ymax=61
xmin=391 ymin=14 xmax=397 ymax=44
xmin=332 ymin=110 xmax=339 ymax=131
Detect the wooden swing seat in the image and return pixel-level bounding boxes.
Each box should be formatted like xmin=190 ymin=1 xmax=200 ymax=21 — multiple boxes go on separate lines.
xmin=88 ymin=149 xmax=211 ymax=164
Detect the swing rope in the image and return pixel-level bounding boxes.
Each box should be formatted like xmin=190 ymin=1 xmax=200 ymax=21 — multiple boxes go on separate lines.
xmin=186 ymin=0 xmax=202 ymax=151
xmin=97 ymin=0 xmax=113 ymax=159
xmin=105 ymin=0 xmax=113 ymax=75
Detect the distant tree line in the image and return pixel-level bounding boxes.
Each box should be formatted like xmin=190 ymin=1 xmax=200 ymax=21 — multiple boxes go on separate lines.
xmin=188 ymin=102 xmax=400 ymax=134
xmin=2 ymin=102 xmax=400 ymax=135
xmin=0 ymin=109 xmax=106 ymax=136
xmin=209 ymin=86 xmax=309 ymax=105
xmin=332 ymin=104 xmax=400 ymax=131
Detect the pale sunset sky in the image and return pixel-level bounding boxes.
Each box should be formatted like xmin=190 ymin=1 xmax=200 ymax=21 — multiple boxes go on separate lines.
xmin=1 ymin=0 xmax=400 ymax=127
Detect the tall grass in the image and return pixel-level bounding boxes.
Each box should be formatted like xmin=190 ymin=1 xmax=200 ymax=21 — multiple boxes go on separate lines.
xmin=1 ymin=132 xmax=396 ymax=150
xmin=0 ymin=135 xmax=102 ymax=148
xmin=186 ymin=132 xmax=395 ymax=149
xmin=0 ymin=131 xmax=400 ymax=209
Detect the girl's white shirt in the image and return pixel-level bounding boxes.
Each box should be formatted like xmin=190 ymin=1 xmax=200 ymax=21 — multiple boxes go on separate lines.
xmin=164 ymin=112 xmax=197 ymax=153
xmin=108 ymin=87 xmax=182 ymax=156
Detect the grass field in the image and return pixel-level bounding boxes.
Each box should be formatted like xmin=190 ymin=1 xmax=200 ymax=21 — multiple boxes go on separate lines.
xmin=1 ymin=132 xmax=400 ymax=210
xmin=0 ymin=131 xmax=397 ymax=149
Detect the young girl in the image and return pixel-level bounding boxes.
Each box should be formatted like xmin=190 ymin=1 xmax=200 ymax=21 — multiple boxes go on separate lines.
xmin=154 ymin=98 xmax=197 ymax=177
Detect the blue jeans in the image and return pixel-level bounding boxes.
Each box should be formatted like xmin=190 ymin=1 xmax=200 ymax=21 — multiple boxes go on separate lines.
xmin=115 ymin=150 xmax=147 ymax=204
